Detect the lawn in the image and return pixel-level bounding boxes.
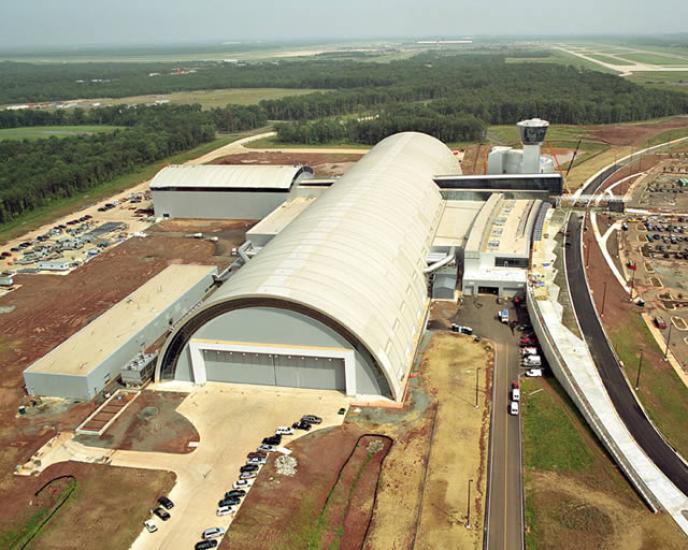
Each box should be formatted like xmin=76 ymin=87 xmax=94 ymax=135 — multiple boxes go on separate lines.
xmin=0 ymin=125 xmax=121 ymax=141
xmin=616 ymin=52 xmax=688 ymax=66
xmin=98 ymin=87 xmax=324 ymax=110
xmin=0 ymin=128 xmax=264 ymax=243
xmin=608 ymin=312 xmax=688 ymax=461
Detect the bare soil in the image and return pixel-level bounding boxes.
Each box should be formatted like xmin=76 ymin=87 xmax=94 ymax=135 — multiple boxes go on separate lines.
xmin=75 ymin=391 xmax=198 ymax=453
xmin=587 ymin=117 xmax=688 ymax=146
xmin=211 ymin=151 xmax=364 ymax=177
xmin=461 ymin=144 xmax=489 ymax=175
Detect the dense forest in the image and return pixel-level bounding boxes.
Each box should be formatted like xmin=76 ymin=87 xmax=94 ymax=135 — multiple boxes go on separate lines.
xmin=0 ymin=104 xmax=215 ymax=224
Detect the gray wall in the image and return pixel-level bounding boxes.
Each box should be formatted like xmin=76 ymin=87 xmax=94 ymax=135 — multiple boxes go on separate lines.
xmin=24 ymin=267 xmax=217 ymax=400
xmin=174 ymin=306 xmax=389 ymax=397
xmin=152 ymin=190 xmax=289 ymax=220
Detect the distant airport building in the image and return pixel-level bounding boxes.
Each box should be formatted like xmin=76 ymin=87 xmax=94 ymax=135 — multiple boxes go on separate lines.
xmin=150 ymin=164 xmax=314 ymax=220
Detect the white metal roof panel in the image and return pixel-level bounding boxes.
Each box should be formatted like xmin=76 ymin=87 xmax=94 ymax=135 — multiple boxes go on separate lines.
xmin=150 ymin=164 xmax=309 ymax=190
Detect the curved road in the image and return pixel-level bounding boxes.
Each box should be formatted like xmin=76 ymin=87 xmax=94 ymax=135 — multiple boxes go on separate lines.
xmin=565 ymin=213 xmax=688 ymax=496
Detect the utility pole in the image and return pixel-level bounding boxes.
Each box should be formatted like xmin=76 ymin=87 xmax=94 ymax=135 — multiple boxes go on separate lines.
xmin=466 ymin=478 xmax=473 ymax=529
xmin=474 ymin=367 xmax=480 ymax=409
xmin=585 ymin=241 xmax=591 ymax=268
xmin=601 ymin=281 xmax=608 ymax=317
xmin=635 ymin=349 xmax=644 ymax=390
xmin=665 ymin=323 xmax=674 ymax=360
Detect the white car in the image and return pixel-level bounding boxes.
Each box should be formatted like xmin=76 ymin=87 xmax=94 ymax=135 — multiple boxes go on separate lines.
xmin=216 ymin=505 xmax=235 ymax=517
xmin=522 ymin=356 xmax=542 ymax=367
xmin=510 ymin=401 xmax=520 ymax=415
xmin=520 ymin=347 xmax=538 ymax=356
xmin=144 ymin=520 xmax=157 ymax=533
xmin=525 ymin=368 xmax=544 ymax=377
xmin=240 ymin=471 xmax=257 ymax=480
xmin=276 ymin=426 xmax=294 ymax=436
xmin=247 ymin=456 xmax=267 ymax=465
xmin=202 ymin=527 xmax=226 ymax=540
xmin=258 ymin=444 xmax=276 ymax=453
xmin=511 ymin=387 xmax=521 ymax=402
xmin=233 ymin=479 xmax=253 ymax=490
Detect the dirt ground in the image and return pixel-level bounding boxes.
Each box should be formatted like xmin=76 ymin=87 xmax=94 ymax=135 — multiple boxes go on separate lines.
xmin=587 ymin=117 xmax=688 ymax=146
xmin=0 ymin=218 xmax=247 ymax=547
xmin=211 ymin=151 xmax=364 ymax=177
xmin=461 ymin=144 xmax=489 ymax=174
xmin=222 ymin=331 xmax=491 ymax=550
xmin=75 ymin=391 xmax=198 ymax=453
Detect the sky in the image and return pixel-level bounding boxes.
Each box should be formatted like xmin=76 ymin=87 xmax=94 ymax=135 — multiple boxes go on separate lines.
xmin=0 ymin=0 xmax=686 ymax=49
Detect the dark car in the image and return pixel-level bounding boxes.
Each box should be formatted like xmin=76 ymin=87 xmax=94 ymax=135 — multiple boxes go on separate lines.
xmin=292 ymin=420 xmax=312 ymax=431
xmin=225 ymin=489 xmax=246 ymax=499
xmin=157 ymin=496 xmax=174 ymax=510
xmin=195 ymin=540 xmax=218 ymax=550
xmin=301 ymin=415 xmax=322 ymax=425
xmin=261 ymin=434 xmax=281 ymax=446
xmin=152 ymin=507 xmax=170 ymax=521
xmin=218 ymin=496 xmax=240 ymax=508
xmin=240 ymin=464 xmax=259 ymax=473
xmin=247 ymin=451 xmax=267 ymax=459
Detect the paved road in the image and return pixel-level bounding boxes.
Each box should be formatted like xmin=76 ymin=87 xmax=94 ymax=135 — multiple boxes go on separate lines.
xmin=565 ymin=214 xmax=688 ymax=496
xmin=454 ymin=298 xmax=524 ymax=550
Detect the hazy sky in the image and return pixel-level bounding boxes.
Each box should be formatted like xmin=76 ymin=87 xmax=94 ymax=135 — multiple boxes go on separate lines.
xmin=0 ymin=0 xmax=686 ymax=49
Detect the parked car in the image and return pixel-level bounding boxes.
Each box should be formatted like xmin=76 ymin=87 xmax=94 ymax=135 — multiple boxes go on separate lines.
xmin=451 ymin=323 xmax=473 ymax=335
xmin=520 ymin=347 xmax=538 ymax=357
xmin=654 ymin=316 xmax=667 ymax=329
xmin=258 ymin=444 xmax=276 ymax=453
xmin=240 ymin=471 xmax=258 ymax=480
xmin=522 ymin=356 xmax=542 ymax=367
xmin=216 ymin=505 xmax=235 ymax=517
xmin=157 ymin=496 xmax=174 ymax=510
xmin=247 ymin=451 xmax=267 ymax=459
xmin=498 ymin=308 xmax=509 ymax=324
xmin=195 ymin=539 xmax=218 ymax=550
xmin=233 ymin=479 xmax=253 ymax=490
xmin=525 ymin=368 xmax=544 ymax=377
xmin=517 ymin=323 xmax=532 ymax=332
xmin=202 ymin=527 xmax=226 ymax=540
xmin=225 ymin=489 xmax=246 ymax=498
xmin=262 ymin=434 xmax=281 ymax=445
xmin=510 ymin=401 xmax=520 ymax=415
xmin=240 ymin=463 xmax=259 ymax=473
xmin=152 ymin=507 xmax=170 ymax=521
xmin=292 ymin=421 xmax=312 ymax=431
xmin=143 ymin=520 xmax=157 ymax=533
xmin=512 ymin=387 xmax=521 ymax=402
xmin=218 ymin=496 xmax=240 ymax=508
xmin=247 ymin=455 xmax=266 ymax=465
xmin=301 ymin=415 xmax=322 ymax=425
xmin=276 ymin=426 xmax=294 ymax=435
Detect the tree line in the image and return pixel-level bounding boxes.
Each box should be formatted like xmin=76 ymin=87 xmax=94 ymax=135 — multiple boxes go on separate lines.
xmin=0 ymin=104 xmax=215 ymax=224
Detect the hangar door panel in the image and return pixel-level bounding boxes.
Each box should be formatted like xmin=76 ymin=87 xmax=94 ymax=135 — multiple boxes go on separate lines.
xmin=204 ymin=349 xmax=276 ymax=385
xmin=275 ymin=355 xmax=345 ymax=390
xmin=202 ymin=348 xmax=345 ymax=391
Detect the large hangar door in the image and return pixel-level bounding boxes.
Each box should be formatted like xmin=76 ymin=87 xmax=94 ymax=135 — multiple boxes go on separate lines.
xmin=275 ymin=355 xmax=345 ymax=390
xmin=202 ymin=348 xmax=346 ymax=391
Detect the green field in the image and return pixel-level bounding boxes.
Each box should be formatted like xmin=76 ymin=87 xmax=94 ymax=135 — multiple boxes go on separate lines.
xmin=506 ymin=49 xmax=618 ymax=73
xmin=0 ymin=128 xmax=268 ymax=243
xmin=95 ymin=88 xmax=323 ymax=110
xmin=0 ymin=125 xmax=121 ymax=141
xmin=629 ymin=71 xmax=688 ymax=94
xmin=588 ymin=54 xmax=634 ymax=66
xmin=617 ymin=52 xmax=688 ymax=66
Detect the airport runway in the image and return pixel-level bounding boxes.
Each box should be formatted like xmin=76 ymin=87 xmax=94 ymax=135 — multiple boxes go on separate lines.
xmin=565 ymin=213 xmax=688 ymax=496
xmin=454 ymin=299 xmax=524 ymax=550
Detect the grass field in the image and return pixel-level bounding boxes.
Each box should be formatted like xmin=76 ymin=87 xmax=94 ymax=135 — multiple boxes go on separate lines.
xmin=628 ymin=71 xmax=688 ymax=94
xmin=608 ymin=312 xmax=688 ymax=461
xmin=0 ymin=129 xmax=262 ymax=244
xmin=0 ymin=125 xmax=121 ymax=141
xmin=506 ymin=49 xmax=617 ymax=73
xmin=588 ymin=54 xmax=634 ymax=66
xmin=617 ymin=52 xmax=688 ymax=66
xmin=95 ymin=87 xmax=323 ymax=109
xmin=522 ymin=377 xmax=686 ymax=549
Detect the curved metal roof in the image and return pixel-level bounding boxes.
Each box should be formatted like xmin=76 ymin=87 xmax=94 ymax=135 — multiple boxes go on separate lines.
xmin=165 ymin=132 xmax=459 ymax=399
xmin=150 ymin=164 xmax=312 ymax=190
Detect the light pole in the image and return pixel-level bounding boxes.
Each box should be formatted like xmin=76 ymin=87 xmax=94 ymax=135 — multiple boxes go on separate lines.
xmin=664 ymin=323 xmax=674 ymax=360
xmin=601 ymin=281 xmax=608 ymax=317
xmin=466 ymin=478 xmax=473 ymax=529
xmin=635 ymin=349 xmax=644 ymax=390
xmin=474 ymin=367 xmax=480 ymax=409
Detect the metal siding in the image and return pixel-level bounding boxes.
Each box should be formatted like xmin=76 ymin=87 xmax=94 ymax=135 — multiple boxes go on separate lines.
xmin=275 ymin=355 xmax=345 ymax=390
xmin=152 ymin=189 xmax=287 ymax=220
xmin=204 ymin=349 xmax=276 ymax=385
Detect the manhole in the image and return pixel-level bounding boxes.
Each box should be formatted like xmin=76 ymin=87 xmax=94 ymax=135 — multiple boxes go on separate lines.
xmin=137 ymin=407 xmax=159 ymax=421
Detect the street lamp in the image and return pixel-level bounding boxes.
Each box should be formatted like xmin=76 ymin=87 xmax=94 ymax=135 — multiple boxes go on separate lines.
xmin=474 ymin=367 xmax=480 ymax=409
xmin=664 ymin=323 xmax=674 ymax=360
xmin=601 ymin=281 xmax=608 ymax=317
xmin=466 ymin=478 xmax=473 ymax=529
xmin=635 ymin=349 xmax=644 ymax=390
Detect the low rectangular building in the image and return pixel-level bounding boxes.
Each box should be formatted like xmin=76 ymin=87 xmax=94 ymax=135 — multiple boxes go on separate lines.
xmin=150 ymin=164 xmax=314 ymax=220
xmin=24 ymin=264 xmax=217 ymax=400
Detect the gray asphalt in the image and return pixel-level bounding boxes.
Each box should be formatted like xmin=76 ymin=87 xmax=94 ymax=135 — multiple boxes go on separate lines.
xmin=454 ymin=297 xmax=524 ymax=550
xmin=565 ymin=213 xmax=688 ymax=496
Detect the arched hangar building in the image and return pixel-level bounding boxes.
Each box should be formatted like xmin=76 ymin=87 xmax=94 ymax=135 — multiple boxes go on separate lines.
xmin=156 ymin=133 xmax=458 ymax=401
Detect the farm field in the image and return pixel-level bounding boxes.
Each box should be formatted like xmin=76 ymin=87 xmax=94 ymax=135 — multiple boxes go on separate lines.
xmin=522 ymin=377 xmax=685 ymax=550
xmin=0 ymin=125 xmax=121 ymax=141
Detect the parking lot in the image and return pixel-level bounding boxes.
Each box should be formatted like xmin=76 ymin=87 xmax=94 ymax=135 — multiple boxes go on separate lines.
xmin=114 ymin=383 xmax=350 ymax=550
